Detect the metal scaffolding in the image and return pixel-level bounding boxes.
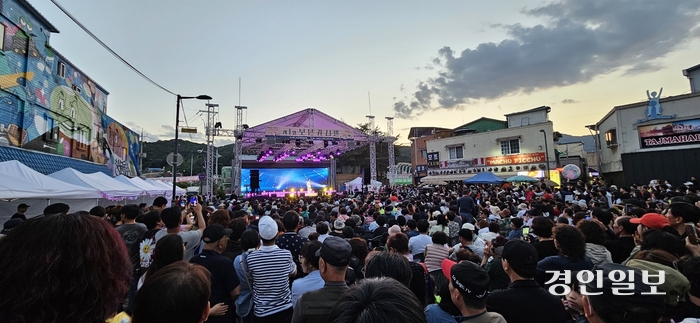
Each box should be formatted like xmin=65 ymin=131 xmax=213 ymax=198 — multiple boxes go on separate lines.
xmin=386 ymin=117 xmax=396 ymax=186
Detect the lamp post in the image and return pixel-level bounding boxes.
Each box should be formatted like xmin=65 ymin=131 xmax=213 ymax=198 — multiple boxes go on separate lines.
xmin=173 ymin=94 xmax=212 ymax=202
xmin=540 ymin=129 xmax=550 ymax=179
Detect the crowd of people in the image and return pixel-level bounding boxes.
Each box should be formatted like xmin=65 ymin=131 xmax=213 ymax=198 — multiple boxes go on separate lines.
xmin=1 ymin=176 xmax=700 ymax=323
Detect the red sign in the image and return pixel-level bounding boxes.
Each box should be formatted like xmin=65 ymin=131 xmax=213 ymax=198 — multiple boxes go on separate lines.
xmin=486 ymin=152 xmax=546 ymax=166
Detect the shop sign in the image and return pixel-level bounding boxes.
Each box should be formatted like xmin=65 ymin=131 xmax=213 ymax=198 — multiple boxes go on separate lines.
xmin=486 ymin=152 xmax=546 ymax=166
xmin=639 ymin=118 xmax=700 ymax=148
xmin=427 ymin=152 xmax=440 ymax=167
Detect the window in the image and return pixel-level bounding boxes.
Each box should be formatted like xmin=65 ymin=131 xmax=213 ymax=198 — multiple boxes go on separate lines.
xmin=605 ymin=129 xmax=618 ymax=147
xmin=0 ymin=24 xmax=5 ymax=51
xmin=44 ymin=115 xmax=58 ymax=142
xmin=420 ymin=149 xmax=427 ymax=159
xmin=500 ymin=139 xmax=520 ymax=155
xmin=449 ymin=146 xmax=463 ymax=159
xmin=57 ymin=62 xmax=66 ymax=78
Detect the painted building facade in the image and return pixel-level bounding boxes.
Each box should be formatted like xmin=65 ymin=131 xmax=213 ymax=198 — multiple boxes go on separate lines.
xmin=0 ymin=0 xmax=139 ymax=176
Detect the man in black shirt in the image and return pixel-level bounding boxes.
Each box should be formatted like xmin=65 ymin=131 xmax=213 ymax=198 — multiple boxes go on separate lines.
xmin=457 ymin=191 xmax=476 ymax=224
xmin=486 ymin=240 xmax=571 ymax=323
xmin=190 ymin=224 xmax=241 ymax=323
xmin=605 ymin=216 xmax=637 ymax=263
xmin=10 ymin=203 xmax=29 ymax=220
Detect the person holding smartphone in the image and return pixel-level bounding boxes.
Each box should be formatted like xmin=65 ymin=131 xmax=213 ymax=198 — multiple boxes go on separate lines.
xmin=155 ymin=202 xmax=207 ymax=261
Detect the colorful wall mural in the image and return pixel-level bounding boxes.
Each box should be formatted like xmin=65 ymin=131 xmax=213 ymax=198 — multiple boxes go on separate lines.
xmin=0 ymin=0 xmax=140 ymax=176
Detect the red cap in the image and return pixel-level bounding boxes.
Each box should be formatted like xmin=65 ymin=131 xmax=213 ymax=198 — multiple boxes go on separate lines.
xmin=629 ymin=213 xmax=670 ymax=229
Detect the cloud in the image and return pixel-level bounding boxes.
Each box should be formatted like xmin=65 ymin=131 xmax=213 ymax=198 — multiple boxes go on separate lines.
xmin=561 ymin=99 xmax=578 ymax=104
xmin=394 ymin=0 xmax=700 ymax=118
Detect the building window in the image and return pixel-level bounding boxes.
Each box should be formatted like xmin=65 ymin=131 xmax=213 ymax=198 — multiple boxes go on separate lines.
xmin=605 ymin=129 xmax=617 ymax=147
xmin=449 ymin=146 xmax=463 ymax=159
xmin=420 ymin=149 xmax=427 ymax=159
xmin=0 ymin=24 xmax=5 ymax=50
xmin=500 ymin=139 xmax=520 ymax=155
xmin=57 ymin=62 xmax=66 ymax=78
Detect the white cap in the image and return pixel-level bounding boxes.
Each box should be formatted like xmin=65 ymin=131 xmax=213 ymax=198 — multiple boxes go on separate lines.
xmin=258 ymin=216 xmax=278 ymax=240
xmin=462 ymin=223 xmax=476 ymax=231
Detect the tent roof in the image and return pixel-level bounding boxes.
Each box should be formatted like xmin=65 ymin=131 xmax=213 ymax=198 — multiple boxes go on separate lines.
xmin=115 ymin=175 xmax=166 ymax=196
xmin=241 ymin=108 xmax=377 ymax=160
xmin=0 ymin=160 xmax=102 ymax=200
xmin=49 ymin=168 xmax=144 ymax=200
xmin=146 ymin=179 xmax=186 ymax=195
xmin=464 ymin=172 xmax=506 ymax=184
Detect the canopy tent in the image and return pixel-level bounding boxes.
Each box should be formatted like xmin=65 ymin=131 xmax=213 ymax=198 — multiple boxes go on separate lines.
xmin=114 ymin=175 xmax=165 ymax=196
xmin=344 ymin=177 xmax=382 ymax=191
xmin=505 ymin=175 xmax=539 ymax=183
xmin=49 ymin=168 xmax=144 ymax=201
xmin=0 ymin=160 xmax=102 ymax=200
xmin=463 ymin=172 xmax=506 ymax=184
xmin=146 ymin=179 xmax=186 ymax=196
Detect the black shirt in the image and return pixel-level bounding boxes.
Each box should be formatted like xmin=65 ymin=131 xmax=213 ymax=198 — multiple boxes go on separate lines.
xmin=604 ymin=236 xmax=636 ymax=264
xmin=189 ymin=250 xmax=241 ymax=323
xmin=533 ymin=240 xmax=559 ymax=262
xmin=486 ymin=280 xmax=571 ymax=323
xmin=10 ymin=213 xmax=26 ymax=221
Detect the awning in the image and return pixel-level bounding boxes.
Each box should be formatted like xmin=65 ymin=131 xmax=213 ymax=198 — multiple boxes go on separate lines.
xmin=420 ymin=174 xmax=470 ymax=182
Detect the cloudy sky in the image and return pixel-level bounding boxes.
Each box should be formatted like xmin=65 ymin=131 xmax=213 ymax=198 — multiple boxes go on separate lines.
xmin=31 ymin=0 xmax=700 ymax=145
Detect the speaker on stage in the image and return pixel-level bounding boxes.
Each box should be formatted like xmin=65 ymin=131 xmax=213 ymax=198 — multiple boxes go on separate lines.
xmin=363 ymin=168 xmax=371 ymax=185
xmin=250 ymin=170 xmax=260 ymax=190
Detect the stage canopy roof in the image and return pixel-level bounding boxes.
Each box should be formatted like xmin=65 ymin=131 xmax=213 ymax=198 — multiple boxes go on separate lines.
xmin=241 ymin=108 xmax=374 ymax=161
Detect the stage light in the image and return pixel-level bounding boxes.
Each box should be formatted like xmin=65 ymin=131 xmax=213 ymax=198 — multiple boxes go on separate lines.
xmin=291 ymin=150 xmax=296 ymax=155
xmin=329 ymin=154 xmax=334 ymax=159
xmin=336 ymin=149 xmax=341 ymax=156
xmin=290 ymin=188 xmax=295 ymax=192
xmin=268 ymin=149 xmax=273 ymax=154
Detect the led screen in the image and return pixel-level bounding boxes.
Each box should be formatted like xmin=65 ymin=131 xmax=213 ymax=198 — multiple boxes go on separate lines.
xmin=241 ymin=168 xmax=329 ymax=192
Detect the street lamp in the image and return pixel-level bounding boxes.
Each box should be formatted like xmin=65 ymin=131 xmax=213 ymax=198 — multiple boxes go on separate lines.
xmin=173 ymin=94 xmax=212 ymax=202
xmin=540 ymin=129 xmax=550 ymax=179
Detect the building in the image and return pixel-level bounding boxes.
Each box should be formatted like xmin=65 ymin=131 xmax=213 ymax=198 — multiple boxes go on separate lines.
xmin=589 ymin=67 xmax=700 ymax=186
xmin=408 ymin=126 xmax=451 ymax=183
xmin=0 ymin=0 xmax=140 ymax=176
xmin=420 ymin=106 xmax=560 ymax=183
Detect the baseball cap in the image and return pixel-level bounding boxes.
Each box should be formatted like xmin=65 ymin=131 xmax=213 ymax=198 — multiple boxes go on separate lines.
xmin=501 ymin=240 xmax=538 ymax=278
xmin=517 ymin=203 xmax=528 ymax=210
xmin=258 ymin=216 xmax=278 ymax=240
xmin=441 ymin=259 xmax=489 ymax=299
xmin=202 ymin=224 xmax=232 ymax=243
xmin=462 ymin=223 xmax=475 ymax=231
xmin=18 ymin=203 xmax=29 ymax=208
xmin=630 ymin=213 xmax=670 ymax=229
xmin=1 ymin=218 xmax=23 ymax=234
xmin=315 ymin=236 xmax=352 ymax=267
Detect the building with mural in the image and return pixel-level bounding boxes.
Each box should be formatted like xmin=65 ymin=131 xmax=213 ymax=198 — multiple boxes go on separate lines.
xmin=0 ymin=0 xmax=140 ymax=176
xmin=589 ymin=63 xmax=700 ymax=186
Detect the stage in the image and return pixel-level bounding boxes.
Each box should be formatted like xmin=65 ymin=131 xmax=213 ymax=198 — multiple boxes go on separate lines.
xmin=242 ymin=188 xmax=337 ymax=199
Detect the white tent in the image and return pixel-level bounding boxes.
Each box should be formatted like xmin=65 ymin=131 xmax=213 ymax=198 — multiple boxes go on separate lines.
xmin=344 ymin=177 xmax=382 ymax=191
xmin=49 ymin=168 xmax=144 ymax=200
xmin=114 ymin=175 xmax=165 ymax=196
xmin=146 ymin=179 xmax=186 ymax=196
xmin=0 ymin=160 xmax=102 ymax=200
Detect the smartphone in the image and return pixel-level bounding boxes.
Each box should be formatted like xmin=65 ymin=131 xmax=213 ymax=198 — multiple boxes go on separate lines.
xmin=189 ymin=196 xmax=198 ymax=205
xmin=179 ymin=200 xmax=186 ymax=208
xmin=625 ymin=204 xmax=633 ymax=213
xmin=686 ymin=223 xmax=698 ymax=245
xmin=522 ymin=227 xmax=530 ymax=235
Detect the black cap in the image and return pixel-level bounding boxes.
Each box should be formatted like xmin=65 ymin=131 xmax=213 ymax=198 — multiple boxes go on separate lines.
xmin=18 ymin=203 xmax=29 ymax=208
xmin=442 ymin=259 xmax=489 ymax=299
xmin=202 ymin=224 xmax=232 ymax=243
xmin=1 ymin=218 xmax=23 ymax=234
xmin=315 ymin=236 xmax=352 ymax=267
xmin=502 ymin=239 xmax=538 ymax=278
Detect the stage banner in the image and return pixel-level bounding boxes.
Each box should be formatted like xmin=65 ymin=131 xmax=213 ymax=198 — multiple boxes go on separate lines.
xmin=427 ymin=152 xmax=440 ymax=167
xmin=265 ymin=126 xmax=355 ymax=139
xmin=638 ymin=118 xmax=700 ymax=149
xmin=486 ymin=152 xmax=546 ymax=166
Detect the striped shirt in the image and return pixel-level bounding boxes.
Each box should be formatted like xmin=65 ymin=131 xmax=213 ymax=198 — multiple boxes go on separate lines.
xmin=246 ymin=244 xmax=295 ymax=317
xmin=424 ymin=244 xmax=449 ymax=272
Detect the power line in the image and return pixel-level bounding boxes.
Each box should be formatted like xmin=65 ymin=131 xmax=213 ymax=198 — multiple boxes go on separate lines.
xmin=51 ymin=0 xmax=176 ymax=96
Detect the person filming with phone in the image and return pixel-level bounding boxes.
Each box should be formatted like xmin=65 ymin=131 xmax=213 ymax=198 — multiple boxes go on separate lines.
xmin=155 ymin=199 xmax=207 ymax=261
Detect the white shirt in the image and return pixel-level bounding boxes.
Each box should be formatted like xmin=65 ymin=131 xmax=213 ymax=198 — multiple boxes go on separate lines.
xmin=155 ymin=228 xmax=202 ymax=261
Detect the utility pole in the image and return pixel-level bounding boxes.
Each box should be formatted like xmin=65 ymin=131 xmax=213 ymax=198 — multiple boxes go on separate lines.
xmin=201 ymin=103 xmax=219 ymax=201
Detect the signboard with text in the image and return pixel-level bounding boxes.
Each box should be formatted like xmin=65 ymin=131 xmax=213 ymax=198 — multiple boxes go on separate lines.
xmin=426 ymin=152 xmax=440 ymax=167
xmin=415 ymin=165 xmax=428 ymax=173
xmin=638 ymin=118 xmax=700 ymax=149
xmin=265 ymin=126 xmax=355 ymax=139
xmin=486 ymin=152 xmax=546 ymax=166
